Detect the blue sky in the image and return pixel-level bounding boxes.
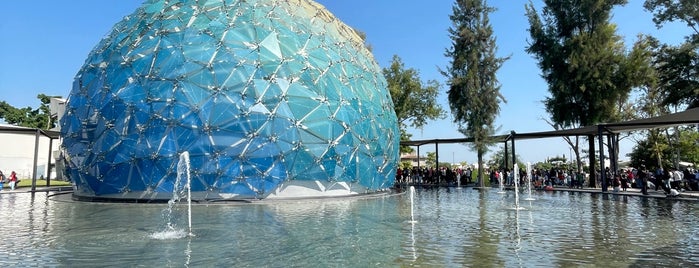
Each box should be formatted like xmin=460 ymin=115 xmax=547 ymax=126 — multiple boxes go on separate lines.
xmin=0 ymin=0 xmax=691 ymax=165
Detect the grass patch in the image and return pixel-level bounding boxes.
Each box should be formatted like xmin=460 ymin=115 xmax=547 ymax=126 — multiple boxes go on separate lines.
xmin=2 ymin=179 xmax=71 ymax=189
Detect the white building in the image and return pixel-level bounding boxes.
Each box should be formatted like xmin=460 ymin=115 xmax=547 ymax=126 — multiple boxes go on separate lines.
xmin=400 ymin=153 xmax=427 ymax=167
xmin=0 ymin=124 xmax=61 ymax=180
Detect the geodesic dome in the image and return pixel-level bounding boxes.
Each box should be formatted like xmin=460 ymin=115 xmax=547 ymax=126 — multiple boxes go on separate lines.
xmin=60 ymin=0 xmax=399 ymax=201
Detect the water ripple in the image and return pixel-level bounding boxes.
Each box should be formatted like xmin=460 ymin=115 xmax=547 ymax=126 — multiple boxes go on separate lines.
xmin=0 ymin=189 xmax=698 ymax=266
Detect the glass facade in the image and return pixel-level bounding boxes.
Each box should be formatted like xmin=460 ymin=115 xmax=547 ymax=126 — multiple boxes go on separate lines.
xmin=60 ymin=0 xmax=399 ymax=200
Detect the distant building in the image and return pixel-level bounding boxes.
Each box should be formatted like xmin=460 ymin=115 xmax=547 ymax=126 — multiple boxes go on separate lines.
xmin=400 ymin=153 xmax=427 ymax=167
xmin=49 ymin=98 xmax=66 ymax=131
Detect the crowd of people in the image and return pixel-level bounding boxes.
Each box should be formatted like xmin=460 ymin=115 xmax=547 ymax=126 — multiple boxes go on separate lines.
xmin=394 ymin=165 xmax=582 ymax=188
xmin=394 ymin=164 xmax=699 ymax=196
xmin=610 ymin=166 xmax=699 ymax=195
xmin=395 ymin=166 xmax=474 ymax=186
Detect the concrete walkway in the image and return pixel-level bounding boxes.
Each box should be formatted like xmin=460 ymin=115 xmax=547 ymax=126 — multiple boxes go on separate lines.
xmin=4 ymin=184 xmax=699 ymax=202
xmin=551 ymin=185 xmax=699 ymax=201
xmin=0 ymin=185 xmax=73 ymax=194
xmin=399 ymin=182 xmax=699 ymax=201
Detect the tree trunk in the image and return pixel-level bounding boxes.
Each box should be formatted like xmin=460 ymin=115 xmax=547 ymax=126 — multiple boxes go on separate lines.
xmin=478 ymin=150 xmax=485 ymax=188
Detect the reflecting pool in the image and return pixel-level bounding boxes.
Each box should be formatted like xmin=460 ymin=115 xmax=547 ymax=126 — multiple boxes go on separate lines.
xmin=1 ymin=188 xmax=698 ymax=267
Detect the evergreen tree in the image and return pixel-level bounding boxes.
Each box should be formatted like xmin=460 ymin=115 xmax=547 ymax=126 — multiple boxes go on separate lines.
xmin=442 ymin=0 xmax=508 ymax=187
xmin=525 ymin=0 xmax=642 ymax=187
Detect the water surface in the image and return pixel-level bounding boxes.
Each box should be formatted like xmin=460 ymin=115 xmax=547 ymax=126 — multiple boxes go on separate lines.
xmin=0 ymin=188 xmax=697 ymax=267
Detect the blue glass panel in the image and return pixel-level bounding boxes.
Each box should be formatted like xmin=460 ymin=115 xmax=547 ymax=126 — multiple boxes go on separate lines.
xmin=177 ymin=82 xmax=211 ymax=106
xmin=61 ymin=0 xmax=399 ymax=200
xmin=154 ymin=49 xmax=185 ymax=79
xmin=219 ymin=181 xmax=256 ymax=197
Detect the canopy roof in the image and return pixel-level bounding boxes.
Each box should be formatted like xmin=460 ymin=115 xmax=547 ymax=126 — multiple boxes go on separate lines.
xmin=401 ymin=107 xmax=699 ymax=146
xmin=400 ymin=135 xmax=510 ymax=147
xmin=512 ymin=107 xmax=699 ymax=140
xmin=0 ymin=125 xmax=60 ymax=139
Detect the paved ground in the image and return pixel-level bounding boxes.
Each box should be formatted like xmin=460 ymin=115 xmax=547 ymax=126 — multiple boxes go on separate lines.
xmin=551 ymin=185 xmax=699 ymax=201
xmin=3 ymin=184 xmax=698 ymax=202
xmin=0 ymin=185 xmax=73 ymax=194
xmin=398 ymin=182 xmax=699 ymax=201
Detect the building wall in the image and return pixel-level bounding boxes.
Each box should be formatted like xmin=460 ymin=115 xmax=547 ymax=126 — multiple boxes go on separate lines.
xmin=0 ymin=131 xmax=60 ymax=180
xmin=400 ymin=153 xmax=427 ymax=167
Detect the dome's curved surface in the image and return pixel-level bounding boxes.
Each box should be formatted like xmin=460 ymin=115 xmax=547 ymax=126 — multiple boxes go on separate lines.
xmin=60 ymin=0 xmax=399 ymax=200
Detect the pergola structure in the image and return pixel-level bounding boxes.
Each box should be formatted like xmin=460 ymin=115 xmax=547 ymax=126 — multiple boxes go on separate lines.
xmin=401 ymin=107 xmax=699 ymax=192
xmin=0 ymin=125 xmax=61 ymax=192
xmin=3 ymin=108 xmax=697 ymax=193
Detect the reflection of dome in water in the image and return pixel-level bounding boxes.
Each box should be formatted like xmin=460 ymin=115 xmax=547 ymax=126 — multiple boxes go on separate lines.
xmin=60 ymin=0 xmax=399 ymax=201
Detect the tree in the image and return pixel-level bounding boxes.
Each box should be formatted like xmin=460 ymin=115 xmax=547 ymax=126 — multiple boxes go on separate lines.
xmin=487 ymin=146 xmax=524 ymax=170
xmin=629 ymin=126 xmax=699 ymax=170
xmin=425 ymin=152 xmax=437 ymax=167
xmin=644 ymin=0 xmax=699 ymax=40
xmin=443 ymin=0 xmax=508 ymax=187
xmin=525 ymin=0 xmax=643 ymax=187
xmin=644 ymin=0 xmax=699 ymax=109
xmin=533 ymin=161 xmax=554 ymax=172
xmin=630 ymin=35 xmax=673 ymax=169
xmin=654 ymin=42 xmax=699 ymax=109
xmin=0 ymin=94 xmax=58 ymax=129
xmin=383 ymin=55 xmax=445 ymax=153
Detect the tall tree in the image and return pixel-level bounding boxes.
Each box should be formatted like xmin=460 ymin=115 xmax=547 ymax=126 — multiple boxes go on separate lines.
xmin=631 ymin=35 xmax=673 ymax=169
xmin=644 ymin=0 xmax=699 ymax=40
xmin=443 ymin=0 xmax=508 ymax=187
xmin=645 ymin=0 xmax=699 ymax=109
xmin=383 ymin=55 xmax=445 ymax=153
xmin=525 ymin=0 xmax=642 ymax=187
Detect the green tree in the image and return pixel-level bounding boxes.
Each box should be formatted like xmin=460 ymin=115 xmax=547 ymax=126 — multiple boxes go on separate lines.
xmin=383 ymin=55 xmax=445 ymax=153
xmin=644 ymin=0 xmax=699 ymax=109
xmin=631 ymin=35 xmax=673 ymax=169
xmin=644 ymin=0 xmax=699 ymax=40
xmin=629 ymin=127 xmax=699 ymax=170
xmin=425 ymin=152 xmax=437 ymax=167
xmin=443 ymin=0 xmax=508 ymax=187
xmin=0 ymin=94 xmax=58 ymax=129
xmin=654 ymin=43 xmax=699 ymax=109
xmin=487 ymin=146 xmax=524 ymax=170
xmin=525 ymin=0 xmax=643 ymax=187
xmin=533 ymin=161 xmax=553 ymax=172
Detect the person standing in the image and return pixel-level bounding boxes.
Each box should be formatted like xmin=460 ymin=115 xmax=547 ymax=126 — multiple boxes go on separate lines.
xmin=612 ymin=174 xmax=621 ymax=192
xmin=638 ymin=166 xmax=649 ymax=195
xmin=465 ymin=167 xmax=472 ymax=183
xmin=8 ymin=171 xmax=18 ymax=190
